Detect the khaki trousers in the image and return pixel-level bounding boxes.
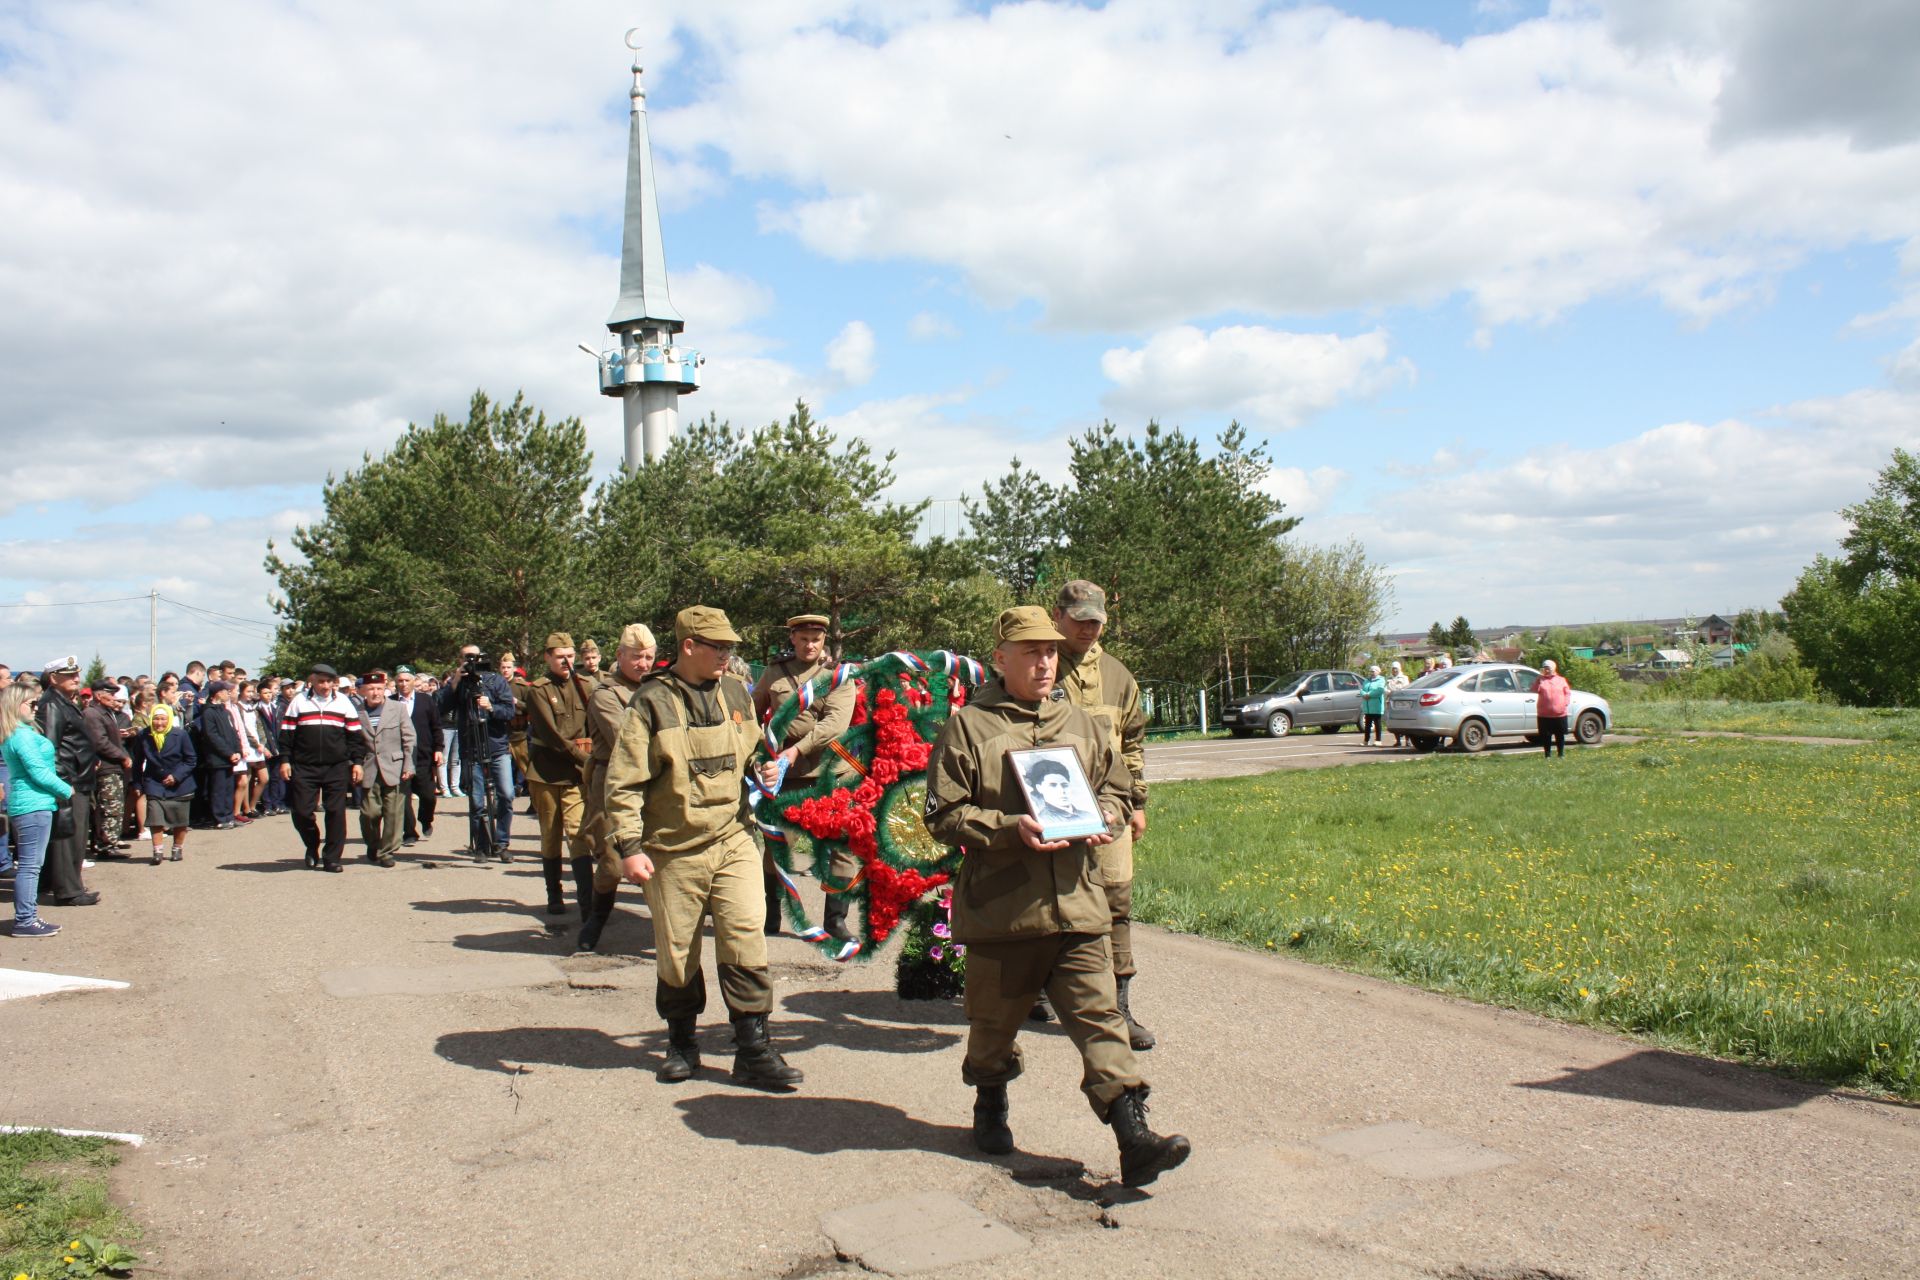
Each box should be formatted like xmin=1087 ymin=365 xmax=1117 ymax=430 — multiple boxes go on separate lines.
xmin=528 ymin=779 xmax=590 ymax=865
xmin=961 ymin=932 xmax=1143 ymax=1119
xmin=359 ymin=775 xmax=407 ymax=859
xmin=579 ymin=761 xmax=623 ymax=893
xmin=1097 ymin=827 xmax=1136 ymax=978
xmin=642 ymin=827 xmax=773 ymax=1020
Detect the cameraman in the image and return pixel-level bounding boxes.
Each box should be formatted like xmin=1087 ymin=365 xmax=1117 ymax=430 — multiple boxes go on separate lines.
xmin=439 ymin=644 xmax=516 ymax=861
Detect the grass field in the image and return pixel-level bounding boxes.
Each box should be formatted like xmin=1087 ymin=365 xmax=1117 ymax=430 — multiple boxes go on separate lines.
xmin=0 ymin=1130 xmax=140 ymax=1278
xmin=1611 ymin=699 xmax=1920 ymax=741
xmin=1137 ymin=736 xmax=1920 ymax=1096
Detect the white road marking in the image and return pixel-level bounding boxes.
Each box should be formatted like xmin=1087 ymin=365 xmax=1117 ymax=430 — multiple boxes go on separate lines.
xmin=0 ymin=967 xmax=130 ymax=1003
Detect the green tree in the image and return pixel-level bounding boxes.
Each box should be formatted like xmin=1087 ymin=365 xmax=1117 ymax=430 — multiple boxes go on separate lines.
xmin=962 ymin=459 xmax=1059 ymax=597
xmin=1259 ymin=539 xmax=1394 ymax=673
xmin=84 ymin=652 xmax=107 ymax=686
xmin=1447 ymin=616 xmax=1476 ymax=651
xmin=1426 ymin=621 xmax=1448 ymax=648
xmin=266 ymin=391 xmax=593 ymax=674
xmin=1784 ymin=448 xmax=1920 ymax=706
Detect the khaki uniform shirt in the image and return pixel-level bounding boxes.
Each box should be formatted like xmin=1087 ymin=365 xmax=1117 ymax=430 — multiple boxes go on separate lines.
xmin=525 ymin=671 xmax=595 ymax=785
xmin=506 ymin=672 xmax=533 ymax=746
xmin=587 ymin=672 xmax=644 ymax=765
xmin=1057 ymin=641 xmax=1149 ymax=811
xmin=752 ymin=655 xmax=858 ymax=784
xmin=925 ymin=680 xmax=1132 ymax=944
xmin=604 ymin=668 xmax=760 ymax=857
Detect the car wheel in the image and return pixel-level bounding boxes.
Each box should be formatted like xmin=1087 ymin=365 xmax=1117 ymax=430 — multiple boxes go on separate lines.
xmin=1455 ymin=719 xmax=1489 ymax=753
xmin=1265 ymin=711 xmax=1292 ymax=738
xmin=1575 ymin=712 xmax=1604 ymax=745
xmin=1409 ymin=734 xmax=1438 ymax=753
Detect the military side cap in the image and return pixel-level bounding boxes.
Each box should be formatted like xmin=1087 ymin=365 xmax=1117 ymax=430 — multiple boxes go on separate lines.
xmin=618 ymin=623 xmax=657 ymax=651
xmin=787 ymin=613 xmax=829 ymax=629
xmin=1056 ymin=579 xmax=1107 ymax=622
xmin=577 ymin=637 xmax=600 ymax=654
xmin=994 ymin=605 xmax=1065 ymax=645
xmin=544 ymin=632 xmax=575 ymax=651
xmin=676 ymin=605 xmax=742 ymax=644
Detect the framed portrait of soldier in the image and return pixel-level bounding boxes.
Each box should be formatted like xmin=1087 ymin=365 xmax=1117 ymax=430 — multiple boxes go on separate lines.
xmin=1008 ymin=746 xmax=1106 ymax=841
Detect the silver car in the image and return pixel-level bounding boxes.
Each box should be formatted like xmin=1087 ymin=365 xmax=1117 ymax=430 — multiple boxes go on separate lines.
xmin=1220 ymin=669 xmax=1365 ymax=738
xmin=1384 ymin=663 xmax=1611 ymax=752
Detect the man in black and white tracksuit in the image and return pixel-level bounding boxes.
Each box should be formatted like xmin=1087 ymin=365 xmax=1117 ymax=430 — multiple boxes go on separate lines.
xmin=278 ymin=662 xmax=369 ymax=872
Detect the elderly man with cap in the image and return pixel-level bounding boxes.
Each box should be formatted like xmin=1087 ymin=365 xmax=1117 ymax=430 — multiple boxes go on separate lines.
xmin=751 ymin=612 xmax=859 ymax=938
xmin=576 ymin=623 xmax=657 ymax=951
xmin=394 ymin=667 xmax=443 ymax=846
xmin=604 ymin=606 xmax=803 ymax=1090
xmin=354 ymin=671 xmax=416 ymax=867
xmin=923 ymin=606 xmax=1189 ymax=1186
xmin=33 ymin=655 xmax=102 ymax=905
xmin=279 ymin=662 xmax=369 ymax=871
xmin=1051 ymin=579 xmax=1156 ymax=1050
xmin=525 ymin=632 xmax=599 ymax=918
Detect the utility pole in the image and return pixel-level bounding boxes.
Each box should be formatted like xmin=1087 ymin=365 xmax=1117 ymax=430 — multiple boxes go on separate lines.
xmin=149 ymin=588 xmax=157 ymax=678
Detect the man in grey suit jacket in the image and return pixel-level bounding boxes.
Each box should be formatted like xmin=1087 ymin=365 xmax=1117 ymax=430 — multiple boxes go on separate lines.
xmin=355 ymin=672 xmax=416 ymax=866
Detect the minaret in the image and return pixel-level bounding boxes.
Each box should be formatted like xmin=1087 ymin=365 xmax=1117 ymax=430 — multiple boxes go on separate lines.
xmin=598 ymin=30 xmax=700 ymax=468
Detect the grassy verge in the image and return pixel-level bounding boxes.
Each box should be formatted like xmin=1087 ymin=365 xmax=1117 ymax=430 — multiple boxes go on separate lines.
xmin=1138 ymin=736 xmax=1920 ymax=1096
xmin=1610 ymin=699 xmax=1920 ymax=741
xmin=0 ymin=1132 xmax=141 ymax=1279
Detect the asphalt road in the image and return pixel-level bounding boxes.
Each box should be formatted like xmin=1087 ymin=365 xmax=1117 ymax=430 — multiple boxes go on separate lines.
xmin=3 ymin=773 xmax=1913 ymax=1279
xmin=1146 ymin=727 xmax=1552 ymax=782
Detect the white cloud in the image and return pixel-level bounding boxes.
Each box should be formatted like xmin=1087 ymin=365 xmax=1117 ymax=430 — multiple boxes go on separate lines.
xmin=1100 ymin=326 xmax=1411 ymax=428
xmin=1262 ymin=466 xmax=1348 ymax=516
xmin=907 ymin=310 xmax=959 ymax=341
xmin=672 ymin=2 xmax=1920 ymax=329
xmin=826 ymin=320 xmax=878 ymax=387
xmin=1383 ymin=445 xmax=1487 ymax=479
xmin=1320 ymin=389 xmax=1920 ymax=629
xmin=1892 ymin=337 xmax=1920 ymax=387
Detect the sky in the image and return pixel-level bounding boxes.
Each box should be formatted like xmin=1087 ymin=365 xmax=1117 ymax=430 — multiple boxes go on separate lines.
xmin=2 ymin=0 xmax=1917 ymax=673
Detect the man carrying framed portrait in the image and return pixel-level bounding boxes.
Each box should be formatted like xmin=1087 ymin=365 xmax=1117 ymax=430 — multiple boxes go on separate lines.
xmin=923 ymin=605 xmax=1191 ymax=1187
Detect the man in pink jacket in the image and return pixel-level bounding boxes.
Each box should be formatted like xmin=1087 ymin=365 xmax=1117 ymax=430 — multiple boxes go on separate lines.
xmin=1535 ymin=660 xmax=1572 ymax=758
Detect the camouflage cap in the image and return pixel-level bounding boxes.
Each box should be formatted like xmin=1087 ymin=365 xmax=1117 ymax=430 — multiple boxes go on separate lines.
xmin=617 ymin=623 xmax=657 ymax=652
xmin=544 ymin=632 xmax=575 ymax=652
xmin=676 ymin=605 xmax=742 ymax=644
xmin=994 ymin=605 xmax=1066 ymax=646
xmin=1056 ymin=579 xmax=1107 ymax=623
xmin=786 ymin=614 xmax=830 ymax=630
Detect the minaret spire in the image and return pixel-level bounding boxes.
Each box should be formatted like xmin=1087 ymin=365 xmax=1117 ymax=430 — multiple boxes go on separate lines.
xmin=597 ymin=29 xmax=700 ymax=469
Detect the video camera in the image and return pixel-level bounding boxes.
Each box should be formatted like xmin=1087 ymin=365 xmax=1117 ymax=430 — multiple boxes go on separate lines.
xmin=459 ymin=652 xmax=492 ymax=679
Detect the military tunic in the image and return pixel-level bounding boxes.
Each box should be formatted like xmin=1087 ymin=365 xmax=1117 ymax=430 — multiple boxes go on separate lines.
xmin=1057 ymin=640 xmax=1148 ymax=977
xmin=604 ymin=668 xmax=772 ymax=1018
xmin=525 ymin=671 xmax=596 ymax=867
xmin=924 ymin=679 xmax=1143 ymax=1117
xmin=582 ymin=671 xmax=644 ymax=893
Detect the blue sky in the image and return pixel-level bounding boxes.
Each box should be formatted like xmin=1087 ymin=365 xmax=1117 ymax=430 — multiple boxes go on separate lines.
xmin=2 ymin=0 xmax=1917 ymax=671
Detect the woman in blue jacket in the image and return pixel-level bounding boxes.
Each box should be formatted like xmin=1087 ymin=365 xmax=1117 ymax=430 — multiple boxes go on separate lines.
xmin=1 ymin=684 xmax=73 ymax=937
xmin=138 ymin=703 xmax=199 ymax=863
xmin=1359 ymin=664 xmax=1388 ymax=747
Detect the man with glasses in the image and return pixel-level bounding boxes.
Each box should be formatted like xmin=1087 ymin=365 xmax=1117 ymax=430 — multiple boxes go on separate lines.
xmin=34 ymin=655 xmax=101 ymax=905
xmin=605 ymin=606 xmax=803 ymax=1090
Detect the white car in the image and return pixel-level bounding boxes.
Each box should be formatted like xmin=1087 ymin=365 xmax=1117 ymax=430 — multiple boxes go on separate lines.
xmin=1384 ymin=663 xmax=1611 ymax=753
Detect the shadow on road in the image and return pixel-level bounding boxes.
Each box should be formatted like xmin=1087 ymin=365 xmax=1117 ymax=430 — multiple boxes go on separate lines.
xmin=450 ymin=927 xmax=577 ymax=954
xmin=412 ymin=897 xmax=551 ymax=916
xmin=436 ymin=1025 xmax=646 ymax=1073
xmin=1515 ymin=1049 xmax=1831 ymax=1112
xmin=784 ymin=987 xmax=968 ymax=1027
xmin=215 ymin=860 xmax=315 ymax=874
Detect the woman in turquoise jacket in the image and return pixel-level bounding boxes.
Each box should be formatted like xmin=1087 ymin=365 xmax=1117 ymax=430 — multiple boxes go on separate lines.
xmin=2 ymin=684 xmax=73 ymax=937
xmin=1359 ymin=665 xmax=1387 ymax=747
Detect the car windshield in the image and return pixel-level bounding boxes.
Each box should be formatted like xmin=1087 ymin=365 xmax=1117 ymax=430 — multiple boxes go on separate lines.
xmin=1254 ymin=673 xmax=1311 ymax=695
xmin=1407 ymin=669 xmax=1465 ymax=689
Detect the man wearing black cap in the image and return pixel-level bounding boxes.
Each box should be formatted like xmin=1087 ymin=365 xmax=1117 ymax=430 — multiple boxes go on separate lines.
xmin=81 ymin=680 xmax=134 ymax=856
xmin=752 ymin=613 xmax=857 ymax=938
xmin=34 ymin=655 xmax=101 ymax=905
xmin=279 ymin=663 xmax=369 ymax=871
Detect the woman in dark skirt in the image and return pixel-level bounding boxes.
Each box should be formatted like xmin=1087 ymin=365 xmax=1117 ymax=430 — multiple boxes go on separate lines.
xmin=138 ymin=704 xmax=198 ymax=863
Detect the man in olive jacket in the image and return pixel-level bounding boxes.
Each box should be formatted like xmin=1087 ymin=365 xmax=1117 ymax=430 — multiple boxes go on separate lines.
xmin=924 ymin=606 xmax=1189 ymax=1187
xmin=525 ymin=632 xmax=597 ymax=918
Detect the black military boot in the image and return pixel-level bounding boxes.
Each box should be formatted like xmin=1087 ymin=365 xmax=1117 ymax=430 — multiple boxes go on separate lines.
xmin=821 ymin=892 xmax=854 ymax=942
xmin=729 ymin=1013 xmax=804 ymax=1089
xmin=657 ymin=1017 xmax=700 ymax=1083
xmin=570 ymin=854 xmax=595 ymax=919
xmin=542 ymin=859 xmax=567 ymax=916
xmin=1117 ymin=976 xmax=1157 ymax=1051
xmin=1028 ymin=990 xmax=1055 ymax=1022
xmin=1108 ymin=1086 xmax=1191 ymax=1187
xmin=763 ymin=872 xmax=784 ymax=936
xmin=972 ymin=1084 xmax=1014 ymax=1155
xmin=577 ymin=886 xmax=616 ymax=952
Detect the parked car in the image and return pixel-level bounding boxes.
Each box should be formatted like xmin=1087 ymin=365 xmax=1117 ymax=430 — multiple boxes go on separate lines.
xmin=1220 ymin=670 xmax=1364 ymax=737
xmin=1384 ymin=663 xmax=1611 ymax=752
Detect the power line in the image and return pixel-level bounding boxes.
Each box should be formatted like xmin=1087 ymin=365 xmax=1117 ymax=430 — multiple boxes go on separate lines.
xmin=156 ymin=595 xmax=279 ymax=629
xmin=0 ymin=593 xmax=151 ymax=609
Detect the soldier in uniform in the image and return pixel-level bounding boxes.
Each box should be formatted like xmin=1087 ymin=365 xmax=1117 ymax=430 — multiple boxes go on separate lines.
xmin=924 ymin=606 xmax=1189 ymax=1187
xmin=1052 ymin=579 xmax=1156 ymax=1049
xmin=605 ymin=606 xmax=804 ymax=1091
xmin=577 ymin=638 xmax=603 ymax=681
xmin=501 ymin=649 xmax=531 ymax=813
xmin=525 ymin=633 xmax=597 ymax=918
xmin=751 ymin=613 xmax=858 ymax=938
xmin=578 ymin=623 xmax=656 ymax=952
